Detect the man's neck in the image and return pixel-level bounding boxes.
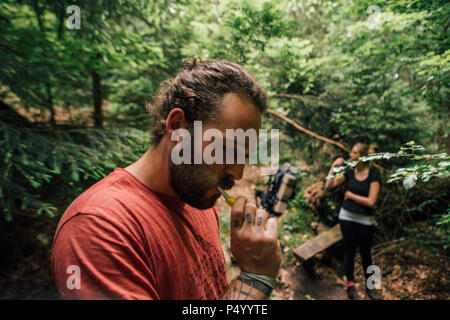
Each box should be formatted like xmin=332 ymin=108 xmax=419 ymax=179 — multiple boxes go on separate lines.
xmin=125 ymin=143 xmax=178 ymax=197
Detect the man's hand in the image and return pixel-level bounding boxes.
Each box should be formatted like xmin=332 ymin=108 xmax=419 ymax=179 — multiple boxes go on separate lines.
xmin=229 ymin=196 xmax=282 ymax=277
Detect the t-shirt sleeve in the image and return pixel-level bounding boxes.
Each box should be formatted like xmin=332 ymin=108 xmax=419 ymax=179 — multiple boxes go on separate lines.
xmin=51 ymin=213 xmax=159 ymax=300
xmin=343 ymin=167 xmax=351 ymax=181
xmin=370 ymin=169 xmax=381 ymax=184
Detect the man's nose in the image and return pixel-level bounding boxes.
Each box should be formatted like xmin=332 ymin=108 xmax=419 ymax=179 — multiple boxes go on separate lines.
xmin=224 ymin=163 xmax=245 ymax=181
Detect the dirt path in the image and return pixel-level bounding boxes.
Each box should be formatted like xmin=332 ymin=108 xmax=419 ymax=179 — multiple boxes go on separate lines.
xmin=273 ymin=265 xmax=348 ymax=300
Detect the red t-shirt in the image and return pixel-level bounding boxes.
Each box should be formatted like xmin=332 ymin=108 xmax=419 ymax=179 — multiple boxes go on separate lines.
xmin=51 ymin=168 xmax=228 ymax=299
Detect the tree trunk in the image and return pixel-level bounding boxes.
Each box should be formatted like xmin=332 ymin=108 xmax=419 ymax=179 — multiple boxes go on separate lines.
xmin=56 ymin=5 xmax=65 ymax=40
xmin=45 ymin=83 xmax=56 ymax=127
xmin=91 ymin=70 xmax=103 ymax=128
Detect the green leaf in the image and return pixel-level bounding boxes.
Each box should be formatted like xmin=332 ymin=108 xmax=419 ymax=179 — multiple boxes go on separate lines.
xmin=30 ymin=179 xmax=41 ymax=189
xmin=71 ymin=170 xmax=80 ymax=182
xmin=403 ymin=174 xmax=417 ymax=190
xmin=4 ymin=207 xmax=13 ymax=222
xmin=4 ymin=152 xmax=12 ymax=163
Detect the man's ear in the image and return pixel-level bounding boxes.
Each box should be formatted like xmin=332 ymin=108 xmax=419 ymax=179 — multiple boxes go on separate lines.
xmin=165 ymin=108 xmax=188 ymax=141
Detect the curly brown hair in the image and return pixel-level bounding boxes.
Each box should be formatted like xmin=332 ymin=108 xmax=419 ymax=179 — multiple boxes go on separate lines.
xmin=146 ymin=57 xmax=268 ymax=145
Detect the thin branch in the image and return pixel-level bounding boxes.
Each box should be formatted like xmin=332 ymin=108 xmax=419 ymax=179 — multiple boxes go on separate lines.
xmin=266 ymin=108 xmax=350 ymax=152
xmin=413 ymin=185 xmax=450 ymax=205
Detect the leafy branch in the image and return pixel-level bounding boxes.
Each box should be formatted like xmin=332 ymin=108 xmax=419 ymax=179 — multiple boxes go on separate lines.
xmin=325 ymin=141 xmax=449 ymax=190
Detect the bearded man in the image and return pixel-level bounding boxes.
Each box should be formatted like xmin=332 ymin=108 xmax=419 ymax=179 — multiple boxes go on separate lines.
xmin=51 ymin=58 xmax=282 ymax=300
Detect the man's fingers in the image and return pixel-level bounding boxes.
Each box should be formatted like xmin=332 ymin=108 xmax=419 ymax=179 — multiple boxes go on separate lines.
xmin=242 ymin=203 xmax=257 ymax=228
xmin=230 ymin=196 xmax=247 ymax=236
xmin=255 ymin=209 xmax=268 ymax=230
xmin=265 ymin=217 xmax=279 ymax=237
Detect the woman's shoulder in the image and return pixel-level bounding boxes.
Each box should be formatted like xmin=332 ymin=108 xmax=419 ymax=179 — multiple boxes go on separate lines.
xmin=369 ymin=167 xmax=381 ymax=181
xmin=369 ymin=167 xmax=380 ymax=174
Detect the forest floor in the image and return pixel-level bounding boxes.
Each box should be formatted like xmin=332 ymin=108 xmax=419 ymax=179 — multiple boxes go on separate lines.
xmin=0 ymin=165 xmax=448 ymax=299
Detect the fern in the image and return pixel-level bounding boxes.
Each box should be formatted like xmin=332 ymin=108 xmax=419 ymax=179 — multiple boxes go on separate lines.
xmin=0 ymin=121 xmax=149 ymax=221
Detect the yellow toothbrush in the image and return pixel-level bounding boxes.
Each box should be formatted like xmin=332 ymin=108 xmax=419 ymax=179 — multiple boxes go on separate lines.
xmin=217 ymin=186 xmax=236 ymax=207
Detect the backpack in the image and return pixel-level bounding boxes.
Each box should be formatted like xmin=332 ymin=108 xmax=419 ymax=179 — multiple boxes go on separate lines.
xmin=255 ymin=163 xmax=298 ymax=216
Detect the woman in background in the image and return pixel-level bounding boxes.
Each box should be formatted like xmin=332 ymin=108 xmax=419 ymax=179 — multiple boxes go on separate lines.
xmin=326 ymin=143 xmax=382 ymax=300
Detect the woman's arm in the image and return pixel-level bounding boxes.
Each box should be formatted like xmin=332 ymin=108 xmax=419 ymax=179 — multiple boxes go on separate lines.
xmin=344 ymin=181 xmax=380 ymax=208
xmin=325 ymin=157 xmax=346 ymax=190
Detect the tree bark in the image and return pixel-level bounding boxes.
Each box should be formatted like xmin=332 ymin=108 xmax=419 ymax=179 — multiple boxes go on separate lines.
xmin=45 ymin=83 xmax=56 ymax=127
xmin=32 ymin=0 xmax=44 ymax=31
xmin=91 ymin=70 xmax=103 ymax=128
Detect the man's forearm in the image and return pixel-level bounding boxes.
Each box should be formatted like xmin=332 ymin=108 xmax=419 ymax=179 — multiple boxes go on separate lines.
xmin=220 ymin=279 xmax=269 ymax=300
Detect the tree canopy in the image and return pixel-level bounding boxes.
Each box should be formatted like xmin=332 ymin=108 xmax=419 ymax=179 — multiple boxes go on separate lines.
xmin=0 ymin=0 xmax=448 ymax=299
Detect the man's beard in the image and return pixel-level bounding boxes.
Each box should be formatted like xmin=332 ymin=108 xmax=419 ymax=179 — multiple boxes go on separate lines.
xmin=168 ymin=160 xmax=235 ymax=210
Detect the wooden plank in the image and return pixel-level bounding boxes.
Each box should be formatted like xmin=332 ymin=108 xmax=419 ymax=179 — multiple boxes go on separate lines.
xmin=277 ymin=184 xmax=294 ymax=201
xmin=282 ymin=173 xmax=296 ymax=186
xmin=293 ymin=224 xmax=343 ymax=262
xmin=273 ymin=200 xmax=287 ymax=215
xmin=276 ymin=174 xmax=296 ymax=201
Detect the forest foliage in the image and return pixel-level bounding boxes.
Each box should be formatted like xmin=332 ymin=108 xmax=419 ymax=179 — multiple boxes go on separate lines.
xmin=0 ymin=0 xmax=449 ymax=259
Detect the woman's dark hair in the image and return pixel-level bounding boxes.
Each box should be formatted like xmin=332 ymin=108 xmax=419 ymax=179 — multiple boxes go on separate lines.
xmin=147 ymin=57 xmax=268 ymax=145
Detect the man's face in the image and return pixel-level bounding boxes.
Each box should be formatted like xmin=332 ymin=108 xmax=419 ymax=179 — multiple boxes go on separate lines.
xmin=168 ymin=93 xmax=262 ymax=209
